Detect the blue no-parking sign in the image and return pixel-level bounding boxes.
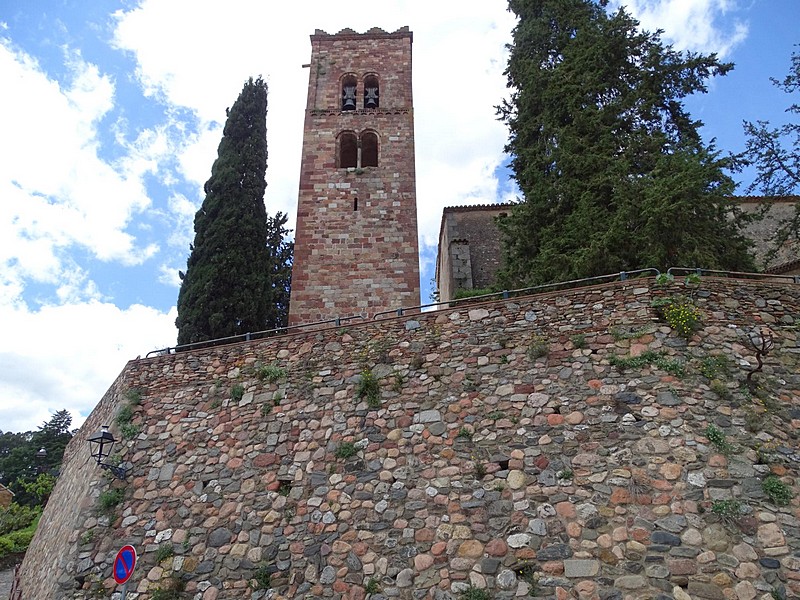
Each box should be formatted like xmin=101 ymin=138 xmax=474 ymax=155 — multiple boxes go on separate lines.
xmin=113 ymin=545 xmax=137 ymax=585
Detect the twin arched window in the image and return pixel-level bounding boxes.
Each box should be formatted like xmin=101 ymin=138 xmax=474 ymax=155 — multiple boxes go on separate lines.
xmin=338 ymin=131 xmax=379 ymax=168
xmin=341 ymin=74 xmax=380 ymax=111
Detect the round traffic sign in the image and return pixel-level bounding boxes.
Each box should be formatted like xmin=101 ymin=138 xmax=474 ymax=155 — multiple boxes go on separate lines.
xmin=113 ymin=545 xmax=137 ymax=585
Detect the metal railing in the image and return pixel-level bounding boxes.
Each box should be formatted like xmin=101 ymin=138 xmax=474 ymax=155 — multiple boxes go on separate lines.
xmin=144 ymin=313 xmax=367 ymax=358
xmin=372 ymin=268 xmax=662 ymax=319
xmin=666 ymin=266 xmax=800 ymax=284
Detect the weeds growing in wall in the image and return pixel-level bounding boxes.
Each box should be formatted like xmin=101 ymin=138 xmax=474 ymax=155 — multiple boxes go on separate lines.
xmin=357 ymin=369 xmax=381 ymax=408
xmin=652 ymin=296 xmax=701 ymax=337
xmin=256 ymin=364 xmax=287 ymax=383
xmin=97 ymin=488 xmax=125 ymax=518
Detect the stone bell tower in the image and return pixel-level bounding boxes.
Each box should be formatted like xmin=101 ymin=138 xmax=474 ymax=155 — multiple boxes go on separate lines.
xmin=288 ymin=27 xmax=421 ymax=326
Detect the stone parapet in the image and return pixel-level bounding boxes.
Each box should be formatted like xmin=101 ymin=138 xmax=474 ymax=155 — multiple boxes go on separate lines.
xmin=18 ymin=277 xmax=800 ymax=599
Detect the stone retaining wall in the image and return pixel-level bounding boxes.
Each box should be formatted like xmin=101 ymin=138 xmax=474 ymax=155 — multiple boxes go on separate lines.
xmin=18 ymin=277 xmax=800 ymax=600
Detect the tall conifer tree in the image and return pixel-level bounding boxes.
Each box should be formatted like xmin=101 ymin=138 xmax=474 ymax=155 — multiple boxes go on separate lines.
xmin=496 ymin=0 xmax=754 ymax=286
xmin=176 ymin=77 xmax=292 ymax=346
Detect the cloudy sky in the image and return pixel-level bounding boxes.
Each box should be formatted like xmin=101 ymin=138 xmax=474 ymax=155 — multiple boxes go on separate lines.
xmin=1 ymin=0 xmax=797 ymax=433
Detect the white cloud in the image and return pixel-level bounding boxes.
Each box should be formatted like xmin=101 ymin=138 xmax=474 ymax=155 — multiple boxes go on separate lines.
xmin=157 ymin=264 xmax=182 ymax=288
xmin=175 ymin=123 xmax=222 ymax=188
xmin=0 ymin=300 xmax=177 ymax=433
xmin=612 ymin=0 xmax=749 ymax=57
xmin=0 ymin=38 xmax=157 ymax=305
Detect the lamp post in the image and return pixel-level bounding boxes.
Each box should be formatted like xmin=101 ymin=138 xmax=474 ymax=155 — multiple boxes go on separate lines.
xmin=88 ymin=426 xmax=128 ymax=480
xmin=35 ymin=447 xmax=47 ymax=475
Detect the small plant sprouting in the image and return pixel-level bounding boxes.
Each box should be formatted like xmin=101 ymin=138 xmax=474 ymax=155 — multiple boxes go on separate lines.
xmin=699 ymin=355 xmax=730 ymax=380
xmin=261 ymin=403 xmax=272 ymax=417
xmin=762 ymin=475 xmax=793 ymax=506
xmin=609 ymin=351 xmax=684 ymax=377
xmin=98 ymin=488 xmax=125 ymax=517
xmin=652 ymin=295 xmax=701 ymax=337
xmin=335 ymin=441 xmax=358 ymax=459
xmin=125 ymin=388 xmax=143 ymax=405
xmin=250 ymin=564 xmax=272 ymax=591
xmin=357 ymin=369 xmax=381 ymax=409
xmin=151 ymin=575 xmax=187 ymax=600
xmin=456 ymin=427 xmax=473 ymax=441
xmin=705 ymin=424 xmax=734 ymax=455
xmin=155 ymin=542 xmax=175 ymax=563
xmin=609 ymin=324 xmax=653 ymax=341
xmin=115 ymin=402 xmax=142 ymax=439
xmin=711 ymin=499 xmax=742 ymax=524
xmin=516 ymin=563 xmax=538 ymax=590
xmin=685 ymin=272 xmax=702 ymax=285
xmin=663 ymin=301 xmax=702 ymax=338
xmin=231 ymin=384 xmax=245 ymax=402
xmin=487 ymin=410 xmax=505 ymax=421
xmin=557 ymin=468 xmax=573 ymax=480
xmin=627 ymin=477 xmax=651 ymax=503
xmin=80 ymin=529 xmax=95 ymax=545
xmin=527 ymin=335 xmax=549 ymax=360
xmin=365 ymin=578 xmax=380 ymax=594
xmin=459 ymin=585 xmax=491 ymax=600
xmin=116 ymin=405 xmax=133 ymax=426
xmin=474 ymin=462 xmax=487 ymax=480
xmin=654 ymin=273 xmax=674 ymax=286
xmin=709 ymin=380 xmax=732 ymax=402
xmin=120 ymin=422 xmax=142 ymax=440
xmin=744 ymin=407 xmax=764 ymax=433
xmin=570 ymin=333 xmax=586 ymax=349
xmin=277 ymin=480 xmax=292 ymax=497
xmin=256 ymin=364 xmax=287 ymax=383
xmin=392 ymin=373 xmax=405 ymax=393
xmin=770 ymin=587 xmax=787 ymax=600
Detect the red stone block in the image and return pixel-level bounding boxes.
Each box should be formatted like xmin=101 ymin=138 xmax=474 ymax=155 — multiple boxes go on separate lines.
xmin=253 ymin=453 xmax=277 ymax=467
xmin=610 ymin=487 xmax=631 ymax=504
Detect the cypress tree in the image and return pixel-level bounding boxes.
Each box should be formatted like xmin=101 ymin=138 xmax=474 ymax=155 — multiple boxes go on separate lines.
xmin=496 ymin=0 xmax=754 ymax=287
xmin=176 ymin=77 xmax=291 ymax=346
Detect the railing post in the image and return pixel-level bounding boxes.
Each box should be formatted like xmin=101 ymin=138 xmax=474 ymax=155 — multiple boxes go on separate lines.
xmin=396 ymin=308 xmax=404 ymax=316
xmin=620 ymin=271 xmax=628 ymax=281
xmin=502 ymin=290 xmax=509 ymax=299
xmin=335 ymin=317 xmax=341 ymax=327
xmin=245 ymin=332 xmax=251 ymax=341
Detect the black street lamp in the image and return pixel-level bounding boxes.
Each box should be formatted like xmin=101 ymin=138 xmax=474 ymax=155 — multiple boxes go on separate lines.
xmin=87 ymin=426 xmax=128 ymax=480
xmin=35 ymin=447 xmax=47 ymax=474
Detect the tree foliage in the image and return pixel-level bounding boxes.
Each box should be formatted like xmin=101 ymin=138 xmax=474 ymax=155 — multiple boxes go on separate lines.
xmin=176 ymin=77 xmax=293 ymax=346
xmin=743 ymin=47 xmax=800 ymax=244
xmin=0 ymin=409 xmax=73 ymax=506
xmin=496 ymin=0 xmax=754 ymax=287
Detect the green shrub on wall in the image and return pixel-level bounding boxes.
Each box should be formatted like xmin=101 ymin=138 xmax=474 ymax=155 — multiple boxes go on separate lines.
xmin=652 ymin=296 xmax=701 ymax=337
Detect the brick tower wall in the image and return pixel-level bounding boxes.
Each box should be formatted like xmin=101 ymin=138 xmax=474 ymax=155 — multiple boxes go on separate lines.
xmin=289 ymin=28 xmax=421 ymax=326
